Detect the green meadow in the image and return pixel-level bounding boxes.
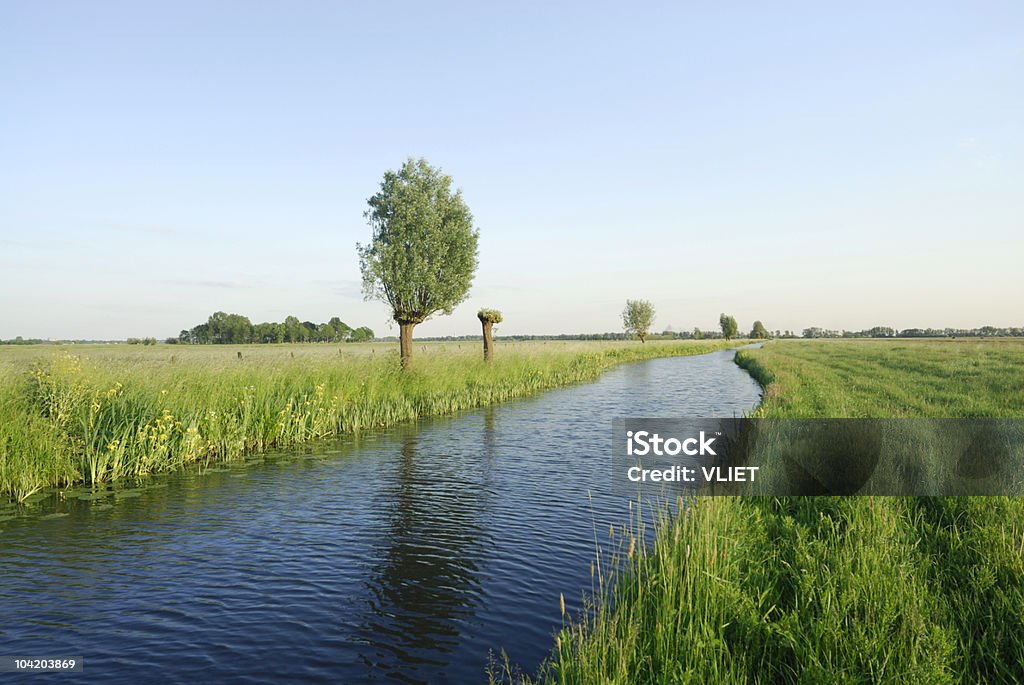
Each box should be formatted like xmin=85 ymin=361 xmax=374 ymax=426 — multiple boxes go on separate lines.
xmin=737 ymin=338 xmax=1024 ymax=418
xmin=0 ymin=339 xmax=739 ymax=503
xmin=507 ymin=339 xmax=1024 ymax=685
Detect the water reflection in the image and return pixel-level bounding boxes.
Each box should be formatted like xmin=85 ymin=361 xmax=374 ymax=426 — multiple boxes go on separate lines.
xmin=360 ymin=426 xmax=492 ymax=682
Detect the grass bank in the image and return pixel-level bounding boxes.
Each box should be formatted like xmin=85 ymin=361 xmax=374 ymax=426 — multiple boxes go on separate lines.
xmin=0 ymin=339 xmax=739 ymax=502
xmin=506 ymin=339 xmax=1024 ymax=684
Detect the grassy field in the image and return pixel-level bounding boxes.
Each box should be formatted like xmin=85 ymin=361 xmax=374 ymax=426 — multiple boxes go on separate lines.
xmin=0 ymin=339 xmax=739 ymax=503
xmin=737 ymin=338 xmax=1024 ymax=418
xmin=507 ymin=339 xmax=1024 ymax=685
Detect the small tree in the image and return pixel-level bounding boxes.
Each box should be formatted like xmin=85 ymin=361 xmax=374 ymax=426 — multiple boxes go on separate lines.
xmin=750 ymin=320 xmax=769 ymax=339
xmin=477 ymin=308 xmax=503 ymax=362
xmin=719 ymin=313 xmax=738 ymax=340
xmin=357 ymin=158 xmax=479 ymax=370
xmin=622 ymin=300 xmax=655 ymax=343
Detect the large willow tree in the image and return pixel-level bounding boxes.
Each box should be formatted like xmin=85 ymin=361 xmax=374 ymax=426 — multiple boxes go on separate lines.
xmin=357 ymin=158 xmax=479 ymax=369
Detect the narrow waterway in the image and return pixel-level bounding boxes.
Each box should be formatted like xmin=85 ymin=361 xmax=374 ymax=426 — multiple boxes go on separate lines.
xmin=0 ymin=348 xmax=761 ymax=684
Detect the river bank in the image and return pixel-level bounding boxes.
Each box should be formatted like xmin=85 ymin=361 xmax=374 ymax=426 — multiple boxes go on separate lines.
xmin=513 ymin=339 xmax=1024 ymax=684
xmin=0 ymin=339 xmax=742 ymax=502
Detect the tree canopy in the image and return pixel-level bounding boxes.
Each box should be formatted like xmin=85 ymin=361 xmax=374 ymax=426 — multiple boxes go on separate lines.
xmin=750 ymin=320 xmax=770 ymax=339
xmin=358 ymin=157 xmax=479 ymax=326
xmin=477 ymin=308 xmax=503 ymax=324
xmin=720 ymin=313 xmax=738 ymax=340
xmin=622 ymin=300 xmax=655 ymax=343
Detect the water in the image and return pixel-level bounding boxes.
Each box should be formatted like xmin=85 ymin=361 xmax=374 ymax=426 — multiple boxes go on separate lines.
xmin=0 ymin=349 xmax=761 ymax=684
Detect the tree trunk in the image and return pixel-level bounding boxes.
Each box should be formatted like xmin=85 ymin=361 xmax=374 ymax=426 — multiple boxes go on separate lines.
xmin=482 ymin=321 xmax=494 ymax=362
xmin=399 ymin=322 xmax=416 ymax=371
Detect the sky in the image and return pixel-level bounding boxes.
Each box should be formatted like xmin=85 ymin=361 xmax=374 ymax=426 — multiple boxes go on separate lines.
xmin=2 ymin=1 xmax=1022 ymax=340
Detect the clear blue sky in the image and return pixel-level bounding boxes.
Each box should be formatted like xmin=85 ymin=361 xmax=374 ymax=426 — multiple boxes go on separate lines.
xmin=2 ymin=1 xmax=1022 ymax=339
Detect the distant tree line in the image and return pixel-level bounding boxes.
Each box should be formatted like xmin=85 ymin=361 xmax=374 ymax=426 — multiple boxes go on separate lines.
xmin=800 ymin=326 xmax=1024 ymax=339
xmin=654 ymin=323 xmax=1024 ymax=341
xmin=391 ymin=332 xmax=675 ymax=342
xmin=0 ymin=336 xmax=45 ymax=345
xmin=173 ymin=312 xmax=374 ymax=345
xmin=379 ymin=333 xmax=637 ymax=342
xmin=5 ymin=322 xmax=1022 ymax=347
xmin=0 ymin=338 xmax=118 ymax=345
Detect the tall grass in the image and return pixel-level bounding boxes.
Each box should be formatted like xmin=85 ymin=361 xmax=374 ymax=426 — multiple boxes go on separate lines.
xmin=0 ymin=340 xmax=738 ymax=502
xmin=494 ymin=496 xmax=957 ymax=685
xmin=508 ymin=339 xmax=1024 ymax=684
